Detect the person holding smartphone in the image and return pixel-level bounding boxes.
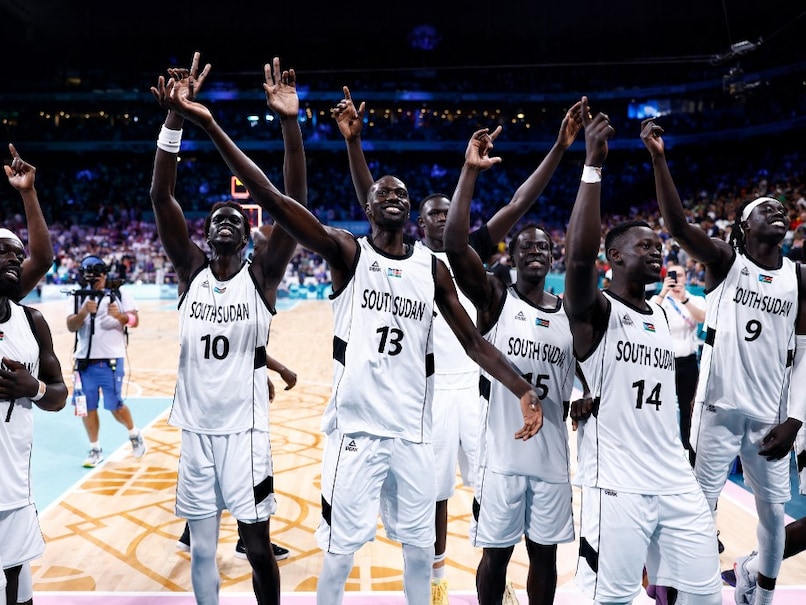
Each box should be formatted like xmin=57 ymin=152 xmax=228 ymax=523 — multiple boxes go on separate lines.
xmin=651 ymin=264 xmax=705 ymax=465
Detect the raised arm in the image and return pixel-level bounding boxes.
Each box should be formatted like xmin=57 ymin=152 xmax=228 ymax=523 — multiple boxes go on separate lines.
xmin=485 ymin=101 xmax=583 ymax=243
xmin=434 ymin=260 xmax=542 ymax=439
xmin=4 ymin=145 xmax=53 ymax=297
xmin=331 ymin=86 xmax=373 ymax=208
xmin=148 ymin=52 xmax=211 ymax=288
xmin=563 ymin=97 xmax=613 ymax=353
xmin=444 ymin=127 xmax=503 ymax=315
xmin=640 ymin=118 xmax=732 ymax=275
xmin=155 ymin=61 xmax=356 ymax=282
xmin=255 ymin=57 xmax=308 ymax=290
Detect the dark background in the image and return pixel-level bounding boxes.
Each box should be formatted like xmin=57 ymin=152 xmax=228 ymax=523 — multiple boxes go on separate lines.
xmin=1 ymin=1 xmax=803 ymax=91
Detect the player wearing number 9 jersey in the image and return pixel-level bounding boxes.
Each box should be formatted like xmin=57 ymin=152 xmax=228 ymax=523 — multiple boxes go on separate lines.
xmin=643 ymin=115 xmax=806 ymax=605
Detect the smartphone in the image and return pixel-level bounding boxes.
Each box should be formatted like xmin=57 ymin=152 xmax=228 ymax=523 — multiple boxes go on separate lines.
xmin=668 ymin=270 xmax=677 ymax=281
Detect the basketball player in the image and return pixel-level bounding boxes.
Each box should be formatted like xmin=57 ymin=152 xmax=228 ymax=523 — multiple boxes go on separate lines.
xmin=331 ymin=88 xmax=583 ymax=605
xmin=641 ymin=117 xmax=806 ymax=605
xmin=444 ymin=127 xmax=578 ymax=605
xmin=0 ymin=228 xmax=68 ymax=605
xmin=149 ymin=53 xmax=306 ymax=605
xmin=154 ymin=58 xmax=542 ymax=605
xmin=563 ymin=97 xmax=722 ymax=604
xmin=4 ymin=144 xmax=63 ymax=605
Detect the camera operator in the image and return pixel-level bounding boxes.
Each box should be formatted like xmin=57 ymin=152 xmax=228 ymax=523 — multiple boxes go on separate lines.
xmin=66 ymin=255 xmax=145 ymax=468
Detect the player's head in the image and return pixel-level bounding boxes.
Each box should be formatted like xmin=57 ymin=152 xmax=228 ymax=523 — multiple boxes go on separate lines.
xmin=366 ymin=176 xmax=410 ymax=229
xmin=604 ymin=220 xmax=662 ymax=285
xmin=0 ymin=228 xmax=24 ymax=301
xmin=508 ymin=224 xmax=553 ymax=281
xmin=418 ymin=193 xmax=450 ymax=246
xmin=78 ymin=255 xmax=108 ymax=288
xmin=729 ymin=196 xmax=788 ymax=253
xmin=204 ymin=201 xmax=252 ymax=253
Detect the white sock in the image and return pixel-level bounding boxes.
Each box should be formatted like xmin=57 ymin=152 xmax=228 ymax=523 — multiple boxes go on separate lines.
xmin=128 ymin=428 xmax=140 ymax=438
xmin=432 ymin=552 xmax=446 ymax=581
xmin=755 ymin=586 xmax=774 ymax=605
xmin=90 ymin=441 xmax=100 ymax=450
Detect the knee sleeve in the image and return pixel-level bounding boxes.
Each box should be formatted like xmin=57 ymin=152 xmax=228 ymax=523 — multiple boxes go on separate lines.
xmin=402 ymin=543 xmax=432 ymax=603
xmin=756 ymin=500 xmax=786 ymax=579
xmin=189 ymin=516 xmax=220 ymax=604
xmin=316 ymin=552 xmax=354 ymax=605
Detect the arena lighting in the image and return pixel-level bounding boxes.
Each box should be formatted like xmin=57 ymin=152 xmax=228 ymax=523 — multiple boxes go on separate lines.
xmin=710 ymin=38 xmax=762 ymax=65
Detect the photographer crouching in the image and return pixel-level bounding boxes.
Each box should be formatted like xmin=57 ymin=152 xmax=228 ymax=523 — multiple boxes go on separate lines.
xmin=66 ymin=255 xmax=145 ymax=468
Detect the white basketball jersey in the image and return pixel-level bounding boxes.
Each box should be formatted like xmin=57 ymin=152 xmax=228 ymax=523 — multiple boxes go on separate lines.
xmin=478 ymin=288 xmax=574 ymax=481
xmin=416 ymin=242 xmax=478 ymax=389
xmin=0 ymin=303 xmax=42 ymax=511
xmin=323 ymin=237 xmax=436 ymax=442
xmin=696 ymin=252 xmax=798 ymax=422
xmin=576 ymin=292 xmax=697 ymax=494
xmin=168 ymin=262 xmax=273 ymax=434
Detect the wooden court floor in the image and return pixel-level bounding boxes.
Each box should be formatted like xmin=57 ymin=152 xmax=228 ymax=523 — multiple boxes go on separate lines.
xmin=27 ymin=298 xmax=806 ymax=598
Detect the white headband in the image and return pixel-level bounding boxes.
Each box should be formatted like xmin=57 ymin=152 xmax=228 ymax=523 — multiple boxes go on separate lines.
xmin=0 ymin=228 xmax=23 ymax=247
xmin=741 ymin=197 xmax=779 ymax=222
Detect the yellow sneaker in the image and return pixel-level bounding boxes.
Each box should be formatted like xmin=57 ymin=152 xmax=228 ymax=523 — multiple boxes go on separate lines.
xmin=430 ymin=578 xmax=449 ymax=605
xmin=503 ymin=580 xmax=520 ymax=605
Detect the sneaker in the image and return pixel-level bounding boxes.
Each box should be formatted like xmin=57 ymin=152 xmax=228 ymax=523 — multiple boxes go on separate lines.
xmin=734 ymin=551 xmax=758 ymax=605
xmin=430 ymin=578 xmax=448 ymax=605
xmin=234 ymin=539 xmax=290 ymax=560
xmin=272 ymin=542 xmax=290 ymax=561
xmin=130 ymin=432 xmax=146 ymax=459
xmin=503 ymin=580 xmax=520 ymax=605
xmin=83 ymin=448 xmax=104 ymax=468
xmin=721 ymin=568 xmax=737 ymax=587
xmin=176 ymin=524 xmax=190 ymax=552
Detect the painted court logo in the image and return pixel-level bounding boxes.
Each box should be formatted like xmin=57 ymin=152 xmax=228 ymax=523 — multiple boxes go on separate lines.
xmin=345 ymin=440 xmax=358 ymax=452
xmin=758 ymin=274 xmax=774 ymax=284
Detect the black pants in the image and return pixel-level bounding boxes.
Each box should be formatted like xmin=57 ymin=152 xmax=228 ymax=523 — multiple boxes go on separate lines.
xmin=675 ymin=353 xmax=699 ymax=465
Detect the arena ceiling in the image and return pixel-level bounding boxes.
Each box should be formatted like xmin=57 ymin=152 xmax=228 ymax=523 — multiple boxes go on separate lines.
xmin=1 ymin=0 xmax=803 ymax=90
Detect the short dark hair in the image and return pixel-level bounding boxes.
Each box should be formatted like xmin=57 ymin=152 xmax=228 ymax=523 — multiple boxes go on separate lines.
xmin=203 ymin=201 xmax=252 ymax=239
xmin=418 ymin=192 xmax=450 ymax=214
xmin=604 ymin=220 xmax=651 ymax=259
xmin=508 ymin=223 xmax=553 ymax=257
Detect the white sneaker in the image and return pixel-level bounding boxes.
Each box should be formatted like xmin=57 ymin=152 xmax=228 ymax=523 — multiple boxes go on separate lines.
xmin=734 ymin=551 xmax=758 ymax=605
xmin=503 ymin=580 xmax=520 ymax=605
xmin=130 ymin=432 xmax=146 ymax=459
xmin=83 ymin=448 xmax=104 ymax=468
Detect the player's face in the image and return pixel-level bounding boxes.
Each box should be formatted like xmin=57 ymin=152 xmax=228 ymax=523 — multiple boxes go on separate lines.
xmin=208 ymin=206 xmax=248 ymax=251
xmin=614 ymin=227 xmax=663 ymax=284
xmin=418 ymin=197 xmax=449 ymax=244
xmin=743 ymin=199 xmax=789 ymax=243
xmin=512 ymin=229 xmax=551 ymax=280
xmin=0 ymin=238 xmax=24 ymax=300
xmin=367 ymin=176 xmax=410 ymax=228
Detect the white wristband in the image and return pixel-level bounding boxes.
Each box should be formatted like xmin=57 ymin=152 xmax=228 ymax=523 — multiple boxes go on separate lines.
xmin=31 ymin=379 xmax=46 ymax=402
xmin=581 ymin=165 xmax=602 ymax=184
xmin=157 ymin=125 xmax=183 ymax=153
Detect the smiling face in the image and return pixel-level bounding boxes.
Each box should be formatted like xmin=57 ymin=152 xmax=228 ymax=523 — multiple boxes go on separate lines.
xmin=207 ymin=205 xmax=249 ymax=252
xmin=0 ymin=237 xmax=25 ymax=301
xmin=367 ymin=176 xmax=410 ymax=229
xmin=609 ymin=225 xmax=664 ymax=285
xmin=511 ymin=227 xmax=552 ymax=281
xmin=742 ymin=198 xmax=789 ymax=244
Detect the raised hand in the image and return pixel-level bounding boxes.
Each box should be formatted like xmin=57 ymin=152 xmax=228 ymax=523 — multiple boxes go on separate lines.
xmin=464 ymin=126 xmax=503 ymax=171
xmin=556 ymin=100 xmax=584 ymax=150
xmin=150 ymin=51 xmax=211 ymax=110
xmin=581 ymin=96 xmax=614 ymax=167
xmin=640 ymin=118 xmax=666 ymax=158
xmin=331 ymin=86 xmax=366 ymax=141
xmin=264 ymin=57 xmax=299 ymax=119
xmin=4 ymin=144 xmax=36 ymax=192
